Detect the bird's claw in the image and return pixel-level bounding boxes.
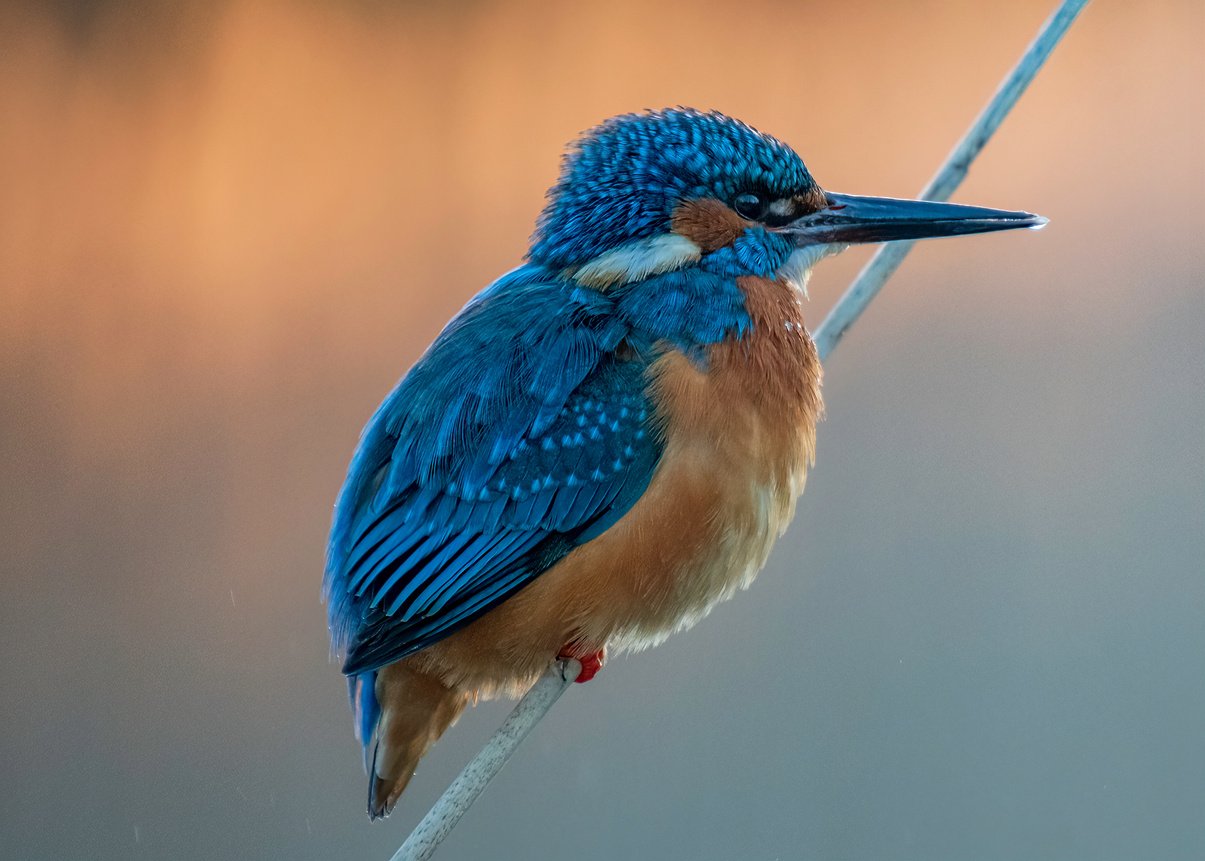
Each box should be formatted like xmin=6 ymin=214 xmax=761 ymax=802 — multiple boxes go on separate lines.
xmin=558 ymin=647 xmax=605 ymax=683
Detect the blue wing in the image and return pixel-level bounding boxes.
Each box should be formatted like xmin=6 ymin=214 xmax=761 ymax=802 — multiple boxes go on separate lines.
xmin=324 ymin=267 xmax=663 ymax=675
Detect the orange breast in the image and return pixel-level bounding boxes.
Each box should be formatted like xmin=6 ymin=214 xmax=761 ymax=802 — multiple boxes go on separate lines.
xmin=593 ymin=274 xmax=823 ymax=643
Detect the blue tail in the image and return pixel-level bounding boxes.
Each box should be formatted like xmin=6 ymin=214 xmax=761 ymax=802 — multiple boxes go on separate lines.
xmin=347 ymin=671 xmax=380 ymax=771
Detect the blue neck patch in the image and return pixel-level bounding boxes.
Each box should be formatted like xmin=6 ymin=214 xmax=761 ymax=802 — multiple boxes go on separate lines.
xmin=701 ymin=228 xmax=795 ymax=279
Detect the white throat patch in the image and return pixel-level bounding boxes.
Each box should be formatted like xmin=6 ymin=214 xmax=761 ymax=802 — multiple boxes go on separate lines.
xmin=776 ymin=243 xmax=846 ymax=299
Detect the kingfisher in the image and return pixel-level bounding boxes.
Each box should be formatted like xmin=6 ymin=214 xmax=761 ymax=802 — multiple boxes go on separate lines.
xmin=324 ymin=107 xmax=1044 ymax=818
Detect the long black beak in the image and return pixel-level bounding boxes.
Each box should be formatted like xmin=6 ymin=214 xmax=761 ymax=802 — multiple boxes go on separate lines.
xmin=783 ymin=191 xmax=1047 ymax=246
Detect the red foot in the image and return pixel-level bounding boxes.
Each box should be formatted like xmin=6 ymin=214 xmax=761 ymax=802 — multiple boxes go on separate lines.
xmin=558 ymin=647 xmax=605 ymax=683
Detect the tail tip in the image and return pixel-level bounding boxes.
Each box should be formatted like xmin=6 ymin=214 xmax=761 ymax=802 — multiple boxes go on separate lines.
xmin=366 ymin=744 xmax=412 ymax=821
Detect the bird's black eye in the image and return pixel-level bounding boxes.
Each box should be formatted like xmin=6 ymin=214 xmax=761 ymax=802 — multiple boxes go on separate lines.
xmin=733 ymin=192 xmax=767 ymax=220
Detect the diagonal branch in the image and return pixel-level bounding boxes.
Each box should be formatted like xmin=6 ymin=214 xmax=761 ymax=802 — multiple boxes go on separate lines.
xmin=389 ymin=659 xmax=581 ymax=861
xmin=388 ymin=2 xmax=1090 ymax=858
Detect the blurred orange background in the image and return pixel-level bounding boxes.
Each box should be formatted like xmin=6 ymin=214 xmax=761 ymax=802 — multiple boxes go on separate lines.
xmin=2 ymin=2 xmax=1202 ymax=859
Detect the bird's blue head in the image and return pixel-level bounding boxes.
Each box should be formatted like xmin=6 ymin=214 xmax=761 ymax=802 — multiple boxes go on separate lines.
xmin=529 ymin=107 xmax=1044 ymax=288
xmin=529 ymin=108 xmax=819 ymax=283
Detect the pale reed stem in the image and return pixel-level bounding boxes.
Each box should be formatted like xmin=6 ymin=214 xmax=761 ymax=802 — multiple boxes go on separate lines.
xmin=389 ymin=659 xmax=581 ymax=861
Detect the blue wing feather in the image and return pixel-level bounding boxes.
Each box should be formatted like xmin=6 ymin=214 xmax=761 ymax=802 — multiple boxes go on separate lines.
xmin=325 ymin=264 xmax=750 ymax=676
xmin=325 ymin=267 xmax=663 ymax=674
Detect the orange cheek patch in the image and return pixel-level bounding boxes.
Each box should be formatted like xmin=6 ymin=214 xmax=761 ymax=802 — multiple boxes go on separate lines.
xmin=670 ymin=198 xmax=749 ymax=252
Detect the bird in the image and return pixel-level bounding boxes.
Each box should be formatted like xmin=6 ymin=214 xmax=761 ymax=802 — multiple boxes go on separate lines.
xmin=323 ymin=107 xmax=1044 ymax=818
